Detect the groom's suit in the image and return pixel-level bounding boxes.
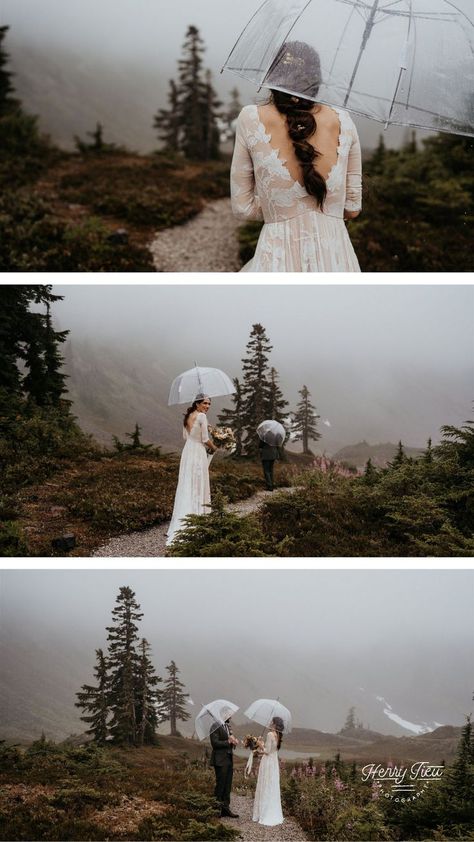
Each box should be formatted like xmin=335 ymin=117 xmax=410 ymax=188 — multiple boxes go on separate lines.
xmin=210 ymin=722 xmax=234 ymax=813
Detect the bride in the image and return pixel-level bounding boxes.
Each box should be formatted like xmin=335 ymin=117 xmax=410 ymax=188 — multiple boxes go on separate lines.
xmin=253 ymin=717 xmax=284 ymax=826
xmin=230 ymin=41 xmax=362 ymax=272
xmin=166 ymin=393 xmax=218 ymax=546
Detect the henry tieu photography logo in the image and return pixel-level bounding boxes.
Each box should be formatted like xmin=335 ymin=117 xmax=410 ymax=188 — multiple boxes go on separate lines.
xmin=361 ymin=761 xmax=445 ymax=804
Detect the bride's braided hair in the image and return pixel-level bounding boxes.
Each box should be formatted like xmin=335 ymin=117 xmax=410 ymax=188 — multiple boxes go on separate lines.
xmin=271 ymin=91 xmax=327 ymax=208
xmin=265 ymin=41 xmax=326 ymax=208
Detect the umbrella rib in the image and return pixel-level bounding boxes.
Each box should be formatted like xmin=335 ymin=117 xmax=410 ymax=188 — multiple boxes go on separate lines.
xmin=344 ymin=0 xmax=380 ymax=106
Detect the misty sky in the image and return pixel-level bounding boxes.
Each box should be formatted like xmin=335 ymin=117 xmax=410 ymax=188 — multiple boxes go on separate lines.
xmin=1 ymin=569 xmax=473 ymax=734
xmin=2 ymin=0 xmax=441 ymax=150
xmin=52 ymin=284 xmax=473 ymax=448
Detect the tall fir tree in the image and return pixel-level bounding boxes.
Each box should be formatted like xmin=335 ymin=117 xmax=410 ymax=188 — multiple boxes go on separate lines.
xmin=218 ymin=377 xmax=244 ymax=457
xmin=75 ymin=649 xmax=109 ymax=745
xmin=154 ymin=79 xmax=181 ymax=152
xmin=162 ymin=660 xmax=191 ymax=736
xmin=202 ymin=69 xmax=221 ymax=160
xmin=106 ymin=586 xmax=143 ymax=746
xmin=178 ymin=25 xmax=207 ymax=160
xmin=43 ymin=303 xmax=69 ymax=405
xmin=226 ymin=87 xmax=242 ymax=128
xmin=363 ymin=456 xmax=378 ymax=485
xmin=389 ymin=440 xmax=406 ymax=470
xmin=0 ymin=26 xmax=19 ymax=117
xmin=292 ymin=385 xmax=320 ymax=454
xmin=266 ymin=367 xmax=289 ymax=427
xmin=240 ymin=323 xmax=273 ymax=456
xmin=135 ymin=638 xmax=163 ymax=747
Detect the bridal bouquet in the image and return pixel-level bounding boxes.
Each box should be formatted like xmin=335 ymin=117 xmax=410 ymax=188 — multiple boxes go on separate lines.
xmin=243 ymin=734 xmax=264 ymax=777
xmin=208 ymin=426 xmax=237 ymax=454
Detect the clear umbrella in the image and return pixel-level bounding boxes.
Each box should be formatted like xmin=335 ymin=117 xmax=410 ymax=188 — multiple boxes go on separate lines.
xmin=195 ymin=699 xmax=239 ymax=741
xmin=257 ymin=420 xmax=286 ymax=447
xmin=223 ymin=0 xmax=474 ymax=136
xmin=244 ymin=698 xmax=292 ymax=734
xmin=168 ymin=365 xmax=235 ymax=406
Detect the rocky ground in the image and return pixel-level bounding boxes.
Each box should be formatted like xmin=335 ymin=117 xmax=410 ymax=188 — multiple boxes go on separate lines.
xmin=149 ymin=197 xmax=241 ymax=272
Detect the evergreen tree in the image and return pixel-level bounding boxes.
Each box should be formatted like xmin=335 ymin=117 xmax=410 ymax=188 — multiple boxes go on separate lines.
xmin=0 ymin=285 xmax=67 ymax=408
xmin=154 ymin=79 xmax=181 ymax=152
xmin=240 ymin=323 xmax=273 ymax=456
xmin=0 ymin=26 xmax=19 ymax=116
xmin=389 ymin=440 xmax=406 ymax=469
xmin=343 ymin=706 xmax=356 ymax=731
xmin=135 ymin=638 xmax=163 ymax=747
xmin=218 ymin=377 xmax=244 ymax=456
xmin=106 ymin=586 xmax=143 ymax=745
xmin=75 ymin=649 xmax=109 ymax=745
xmin=423 ymin=437 xmax=433 ymax=464
xmin=43 ymin=303 xmax=69 ymax=405
xmin=178 ymin=25 xmax=207 ymax=160
xmin=292 ymin=385 xmax=320 ymax=454
xmin=202 ymin=69 xmax=221 ymax=160
xmin=363 ymin=456 xmax=378 ymax=485
xmin=444 ymin=715 xmax=474 ymax=813
xmin=266 ymin=367 xmax=289 ymax=427
xmin=226 ymin=87 xmax=242 ymax=128
xmin=162 ymin=660 xmax=191 ymax=736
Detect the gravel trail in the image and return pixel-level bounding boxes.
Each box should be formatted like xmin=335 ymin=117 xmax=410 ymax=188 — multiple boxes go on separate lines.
xmin=92 ymin=487 xmax=295 ymax=558
xmin=221 ymin=794 xmax=306 ymax=841
xmin=149 ymin=198 xmax=241 ymax=272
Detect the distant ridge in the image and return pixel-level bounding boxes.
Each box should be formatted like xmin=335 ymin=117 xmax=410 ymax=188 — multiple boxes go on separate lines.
xmin=333 ymin=440 xmax=425 ymax=470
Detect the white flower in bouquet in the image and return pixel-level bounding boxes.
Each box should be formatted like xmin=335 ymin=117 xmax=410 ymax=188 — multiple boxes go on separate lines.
xmin=208 ymin=425 xmax=237 ymax=454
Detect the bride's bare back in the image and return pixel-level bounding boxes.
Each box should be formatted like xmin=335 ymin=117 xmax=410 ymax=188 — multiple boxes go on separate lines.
xmin=257 ymin=102 xmax=341 ymax=185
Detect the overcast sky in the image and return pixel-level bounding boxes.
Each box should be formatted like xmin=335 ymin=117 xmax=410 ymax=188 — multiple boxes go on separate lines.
xmin=2 ymin=569 xmax=473 ymax=734
xmin=52 ymin=284 xmax=474 ymax=447
xmin=1 ymin=0 xmax=442 ymax=150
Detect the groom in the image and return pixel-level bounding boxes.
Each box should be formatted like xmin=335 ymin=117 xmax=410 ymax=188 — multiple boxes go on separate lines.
xmin=210 ymin=716 xmax=239 ymax=818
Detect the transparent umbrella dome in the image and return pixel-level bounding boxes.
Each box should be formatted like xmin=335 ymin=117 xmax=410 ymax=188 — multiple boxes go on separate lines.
xmin=195 ymin=699 xmax=239 ymax=741
xmin=223 ymin=0 xmax=474 ymax=136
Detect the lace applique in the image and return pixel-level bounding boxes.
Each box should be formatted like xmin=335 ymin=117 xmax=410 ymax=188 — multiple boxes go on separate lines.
xmin=247 ymin=120 xmax=271 ymax=149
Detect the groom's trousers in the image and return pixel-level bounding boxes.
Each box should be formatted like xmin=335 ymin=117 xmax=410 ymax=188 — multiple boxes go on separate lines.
xmin=214 ymin=758 xmax=233 ymax=809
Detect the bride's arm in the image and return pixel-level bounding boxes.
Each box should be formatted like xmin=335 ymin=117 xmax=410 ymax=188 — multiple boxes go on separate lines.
xmin=200 ymin=413 xmax=217 ymax=452
xmin=230 ymin=109 xmax=264 ymax=222
xmin=344 ymin=125 xmax=362 ymax=220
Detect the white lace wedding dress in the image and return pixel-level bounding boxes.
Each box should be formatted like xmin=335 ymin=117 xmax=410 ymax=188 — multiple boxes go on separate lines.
xmin=231 ymin=104 xmax=362 ymax=272
xmin=253 ymin=731 xmax=283 ymax=826
xmin=166 ymin=412 xmax=211 ymax=546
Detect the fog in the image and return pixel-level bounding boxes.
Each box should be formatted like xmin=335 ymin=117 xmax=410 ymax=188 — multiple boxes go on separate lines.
xmin=1 ymin=569 xmax=473 ymax=740
xmin=2 ymin=0 xmax=436 ymax=150
xmin=53 ymin=284 xmax=474 ymax=450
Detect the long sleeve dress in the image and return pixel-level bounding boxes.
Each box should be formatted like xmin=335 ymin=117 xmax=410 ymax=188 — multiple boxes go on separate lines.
xmin=253 ymin=731 xmax=284 ymax=826
xmin=230 ymin=103 xmax=362 ymax=272
xmin=166 ymin=412 xmax=211 ymax=546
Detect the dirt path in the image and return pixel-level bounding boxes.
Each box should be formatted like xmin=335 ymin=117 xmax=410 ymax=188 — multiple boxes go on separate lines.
xmin=92 ymin=488 xmax=290 ymax=558
xmin=149 ymin=197 xmax=241 ymax=272
xmin=222 ymin=794 xmax=306 ymax=841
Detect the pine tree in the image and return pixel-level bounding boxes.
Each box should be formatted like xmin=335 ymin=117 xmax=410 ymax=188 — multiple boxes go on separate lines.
xmin=218 ymin=377 xmax=244 ymax=457
xmin=363 ymin=456 xmax=378 ymax=485
xmin=154 ymin=79 xmax=181 ymax=152
xmin=266 ymin=367 xmax=289 ymax=427
xmin=135 ymin=638 xmax=163 ymax=747
xmin=106 ymin=586 xmax=143 ymax=746
xmin=162 ymin=660 xmax=191 ymax=736
xmin=240 ymin=323 xmax=273 ymax=456
xmin=389 ymin=440 xmax=406 ymax=469
xmin=226 ymin=87 xmax=242 ymax=128
xmin=446 ymin=715 xmax=474 ymax=806
xmin=423 ymin=437 xmax=433 ymax=464
xmin=202 ymin=69 xmax=221 ymax=160
xmin=75 ymin=649 xmax=109 ymax=745
xmin=178 ymin=25 xmax=207 ymax=160
xmin=343 ymin=706 xmax=356 ymax=731
xmin=0 ymin=26 xmax=19 ymax=117
xmin=292 ymin=385 xmax=320 ymax=454
xmin=43 ymin=303 xmax=69 ymax=405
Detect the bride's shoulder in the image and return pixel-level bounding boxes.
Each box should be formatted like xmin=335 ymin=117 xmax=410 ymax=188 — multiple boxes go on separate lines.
xmin=238 ymin=103 xmax=258 ymax=124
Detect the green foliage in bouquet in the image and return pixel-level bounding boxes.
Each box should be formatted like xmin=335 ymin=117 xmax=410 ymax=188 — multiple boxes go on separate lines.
xmin=167 ymin=490 xmax=270 ymax=556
